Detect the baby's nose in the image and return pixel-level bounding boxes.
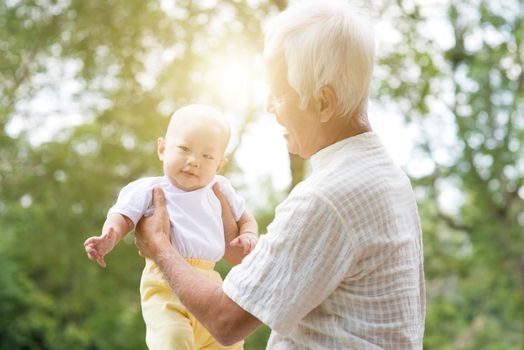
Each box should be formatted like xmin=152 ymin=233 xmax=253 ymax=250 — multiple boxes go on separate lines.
xmin=187 ymin=155 xmax=199 ymax=167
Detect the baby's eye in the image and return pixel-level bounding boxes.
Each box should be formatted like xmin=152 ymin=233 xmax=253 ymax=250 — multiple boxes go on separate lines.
xmin=178 ymin=145 xmax=190 ymax=152
xmin=203 ymin=154 xmax=214 ymax=160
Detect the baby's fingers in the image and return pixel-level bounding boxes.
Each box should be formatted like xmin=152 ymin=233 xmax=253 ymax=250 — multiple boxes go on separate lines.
xmin=85 ymin=245 xmax=107 ymax=268
xmin=85 ymin=244 xmax=98 ymax=259
xmin=246 ymin=238 xmax=257 ymax=254
xmin=83 ymin=236 xmax=99 ymax=247
xmin=97 ymin=256 xmax=107 ymax=268
xmin=230 ymin=237 xmax=241 ymax=247
xmin=245 ymin=239 xmax=255 ymax=254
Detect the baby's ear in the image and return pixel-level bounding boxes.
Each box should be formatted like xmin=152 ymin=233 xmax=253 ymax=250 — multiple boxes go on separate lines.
xmin=217 ymin=158 xmax=229 ymax=172
xmin=157 ymin=137 xmax=165 ymax=161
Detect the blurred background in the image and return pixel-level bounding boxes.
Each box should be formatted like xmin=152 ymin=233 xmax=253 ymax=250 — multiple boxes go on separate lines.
xmin=1 ymin=0 xmax=523 ymax=348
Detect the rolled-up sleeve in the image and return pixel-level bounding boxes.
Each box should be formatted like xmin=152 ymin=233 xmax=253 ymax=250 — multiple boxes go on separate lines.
xmin=222 ymin=189 xmax=355 ymax=335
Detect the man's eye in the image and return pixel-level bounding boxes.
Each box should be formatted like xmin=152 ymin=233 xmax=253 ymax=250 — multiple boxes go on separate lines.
xmin=272 ymin=93 xmax=285 ymax=103
xmin=203 ymin=154 xmax=214 ymax=160
xmin=178 ymin=146 xmax=190 ymax=152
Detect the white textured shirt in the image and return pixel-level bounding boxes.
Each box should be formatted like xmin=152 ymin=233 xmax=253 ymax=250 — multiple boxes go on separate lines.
xmin=223 ymin=132 xmax=425 ymax=349
xmin=108 ymin=175 xmax=245 ymax=262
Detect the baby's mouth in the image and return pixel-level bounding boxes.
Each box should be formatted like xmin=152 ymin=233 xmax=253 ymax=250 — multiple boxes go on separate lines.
xmin=181 ymin=170 xmax=197 ymax=177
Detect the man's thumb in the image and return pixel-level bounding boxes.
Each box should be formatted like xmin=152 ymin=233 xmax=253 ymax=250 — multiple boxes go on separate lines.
xmin=152 ymin=187 xmax=166 ymax=208
xmin=212 ymin=183 xmax=227 ymax=206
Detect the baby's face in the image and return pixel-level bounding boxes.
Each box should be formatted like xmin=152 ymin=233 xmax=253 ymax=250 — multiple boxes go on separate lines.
xmin=158 ymin=116 xmax=228 ymax=191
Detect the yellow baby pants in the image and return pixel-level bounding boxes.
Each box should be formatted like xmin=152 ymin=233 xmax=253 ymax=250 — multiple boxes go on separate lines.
xmin=140 ymin=258 xmax=244 ymax=350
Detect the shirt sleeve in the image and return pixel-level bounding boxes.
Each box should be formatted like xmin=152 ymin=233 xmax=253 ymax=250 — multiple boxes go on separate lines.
xmin=107 ymin=178 xmax=152 ymax=226
xmin=215 ymin=176 xmax=246 ymax=221
xmin=222 ymin=188 xmax=356 ymax=335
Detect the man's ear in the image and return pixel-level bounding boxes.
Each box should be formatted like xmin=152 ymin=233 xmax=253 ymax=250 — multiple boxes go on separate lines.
xmin=217 ymin=158 xmax=229 ymax=172
xmin=157 ymin=137 xmax=165 ymax=161
xmin=317 ymin=85 xmax=337 ymax=123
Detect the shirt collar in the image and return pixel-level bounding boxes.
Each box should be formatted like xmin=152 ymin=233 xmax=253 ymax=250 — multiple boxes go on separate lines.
xmin=161 ymin=175 xmax=217 ymax=194
xmin=310 ymin=132 xmax=376 ymax=172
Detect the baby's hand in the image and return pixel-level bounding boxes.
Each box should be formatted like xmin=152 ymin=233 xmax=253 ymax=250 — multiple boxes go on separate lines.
xmin=230 ymin=232 xmax=258 ymax=254
xmin=83 ymin=227 xmax=118 ymax=268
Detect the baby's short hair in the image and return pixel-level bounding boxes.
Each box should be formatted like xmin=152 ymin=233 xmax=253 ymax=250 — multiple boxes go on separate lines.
xmin=167 ymin=104 xmax=231 ymax=149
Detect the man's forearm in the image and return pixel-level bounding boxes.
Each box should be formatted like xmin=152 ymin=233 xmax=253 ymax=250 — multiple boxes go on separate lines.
xmin=153 ymin=245 xmax=262 ymax=345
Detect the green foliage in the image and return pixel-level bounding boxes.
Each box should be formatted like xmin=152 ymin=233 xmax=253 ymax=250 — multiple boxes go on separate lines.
xmin=2 ymin=0 xmax=523 ymax=348
xmin=0 ymin=256 xmax=60 ymax=349
xmin=0 ymin=0 xmax=282 ymax=348
xmin=376 ymin=0 xmax=524 ymax=347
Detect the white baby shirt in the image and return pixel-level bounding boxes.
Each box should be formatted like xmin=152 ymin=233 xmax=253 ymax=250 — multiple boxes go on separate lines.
xmin=107 ymin=175 xmax=245 ymax=262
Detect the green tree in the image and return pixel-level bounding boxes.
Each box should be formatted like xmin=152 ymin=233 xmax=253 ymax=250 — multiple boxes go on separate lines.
xmin=1 ymin=0 xmax=281 ymax=348
xmin=375 ymin=0 xmax=524 ymax=348
xmin=6 ymin=0 xmax=523 ymax=348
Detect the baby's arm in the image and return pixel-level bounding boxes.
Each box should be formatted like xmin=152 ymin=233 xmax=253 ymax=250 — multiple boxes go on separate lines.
xmin=84 ymin=213 xmax=134 ymax=268
xmin=230 ymin=211 xmax=258 ymax=254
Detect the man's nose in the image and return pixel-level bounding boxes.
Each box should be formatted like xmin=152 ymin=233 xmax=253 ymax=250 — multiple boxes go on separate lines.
xmin=265 ymin=95 xmax=275 ymax=114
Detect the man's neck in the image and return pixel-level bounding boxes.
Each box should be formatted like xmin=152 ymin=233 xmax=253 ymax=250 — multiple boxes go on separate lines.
xmin=319 ymin=113 xmax=372 ymax=151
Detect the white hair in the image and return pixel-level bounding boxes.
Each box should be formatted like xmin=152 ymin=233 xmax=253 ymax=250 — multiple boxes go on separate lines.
xmin=264 ymin=0 xmax=375 ymax=120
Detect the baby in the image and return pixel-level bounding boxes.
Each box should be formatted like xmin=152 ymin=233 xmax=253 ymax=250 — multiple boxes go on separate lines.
xmin=84 ymin=104 xmax=258 ymax=350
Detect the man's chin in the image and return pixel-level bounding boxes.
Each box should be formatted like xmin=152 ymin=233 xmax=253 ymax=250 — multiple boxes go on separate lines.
xmin=285 ymin=141 xmax=298 ymax=156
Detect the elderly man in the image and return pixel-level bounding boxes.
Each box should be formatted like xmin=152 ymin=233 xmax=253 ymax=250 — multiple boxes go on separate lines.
xmin=135 ymin=0 xmax=426 ymax=349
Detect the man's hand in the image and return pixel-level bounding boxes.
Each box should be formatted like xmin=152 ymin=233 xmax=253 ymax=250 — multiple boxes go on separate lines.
xmin=84 ymin=227 xmax=118 ymax=268
xmin=212 ymin=183 xmax=239 ymax=238
xmin=135 ymin=187 xmax=171 ymax=259
xmin=213 ymin=183 xmax=247 ymax=265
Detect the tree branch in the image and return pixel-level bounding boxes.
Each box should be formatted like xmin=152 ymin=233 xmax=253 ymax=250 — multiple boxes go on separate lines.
xmin=437 ymin=209 xmax=472 ymax=232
